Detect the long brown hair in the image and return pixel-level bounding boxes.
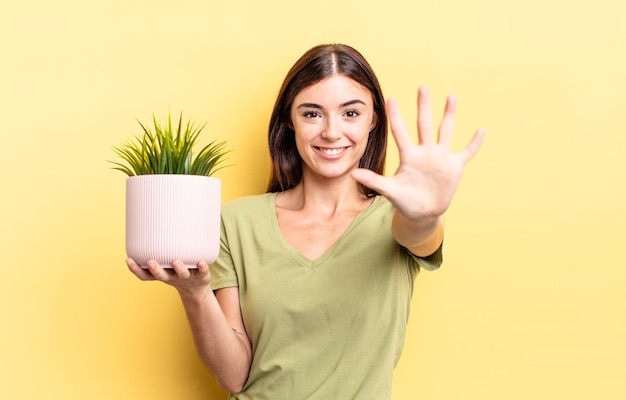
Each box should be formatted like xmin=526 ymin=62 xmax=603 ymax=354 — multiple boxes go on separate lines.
xmin=267 ymin=44 xmax=387 ymax=197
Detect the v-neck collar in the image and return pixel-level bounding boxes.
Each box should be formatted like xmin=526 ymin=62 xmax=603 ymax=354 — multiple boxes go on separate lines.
xmin=268 ymin=193 xmax=382 ymax=269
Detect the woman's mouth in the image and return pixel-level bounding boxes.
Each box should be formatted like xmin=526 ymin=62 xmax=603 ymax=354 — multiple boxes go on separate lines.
xmin=316 ymin=146 xmax=349 ymax=156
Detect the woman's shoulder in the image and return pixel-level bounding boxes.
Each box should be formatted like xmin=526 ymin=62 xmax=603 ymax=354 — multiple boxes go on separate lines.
xmin=222 ymin=192 xmax=276 ymax=216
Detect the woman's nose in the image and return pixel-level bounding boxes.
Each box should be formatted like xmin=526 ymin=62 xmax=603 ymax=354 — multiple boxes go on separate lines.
xmin=321 ymin=117 xmax=341 ymax=140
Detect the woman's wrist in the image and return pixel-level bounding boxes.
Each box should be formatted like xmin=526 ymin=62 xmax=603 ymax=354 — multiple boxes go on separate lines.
xmin=177 ymin=285 xmax=215 ymax=306
xmin=392 ymin=212 xmax=443 ymax=257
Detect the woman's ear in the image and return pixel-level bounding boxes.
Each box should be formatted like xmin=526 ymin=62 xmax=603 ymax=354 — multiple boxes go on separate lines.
xmin=369 ymin=114 xmax=378 ymax=132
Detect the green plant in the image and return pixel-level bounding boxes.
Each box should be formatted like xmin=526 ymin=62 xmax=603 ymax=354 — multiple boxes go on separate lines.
xmin=111 ymin=112 xmax=230 ymax=176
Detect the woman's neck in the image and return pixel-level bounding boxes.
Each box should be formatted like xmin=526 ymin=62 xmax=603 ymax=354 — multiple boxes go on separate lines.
xmin=277 ymin=177 xmax=371 ymax=216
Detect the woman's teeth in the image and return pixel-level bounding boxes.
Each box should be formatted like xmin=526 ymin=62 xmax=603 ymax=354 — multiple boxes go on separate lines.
xmin=319 ymin=147 xmax=345 ymax=155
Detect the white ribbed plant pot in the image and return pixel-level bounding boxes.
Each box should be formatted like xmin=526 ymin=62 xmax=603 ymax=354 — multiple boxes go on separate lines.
xmin=126 ymin=175 xmax=221 ymax=269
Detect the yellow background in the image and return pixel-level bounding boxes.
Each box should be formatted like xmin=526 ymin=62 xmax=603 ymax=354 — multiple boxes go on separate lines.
xmin=2 ymin=0 xmax=625 ymax=399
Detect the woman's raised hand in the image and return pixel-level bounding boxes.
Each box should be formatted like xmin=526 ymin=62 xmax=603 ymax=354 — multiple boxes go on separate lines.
xmin=352 ymin=86 xmax=484 ymax=220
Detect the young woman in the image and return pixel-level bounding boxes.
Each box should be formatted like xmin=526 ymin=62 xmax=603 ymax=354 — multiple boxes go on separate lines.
xmin=128 ymin=43 xmax=484 ymax=399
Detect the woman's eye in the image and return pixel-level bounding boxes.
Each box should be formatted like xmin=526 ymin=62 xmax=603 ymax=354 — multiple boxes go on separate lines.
xmin=303 ymin=111 xmax=321 ymax=119
xmin=345 ymin=110 xmax=361 ymax=118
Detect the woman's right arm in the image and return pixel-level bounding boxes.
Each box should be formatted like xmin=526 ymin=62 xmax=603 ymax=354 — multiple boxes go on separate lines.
xmin=127 ymin=259 xmax=252 ymax=394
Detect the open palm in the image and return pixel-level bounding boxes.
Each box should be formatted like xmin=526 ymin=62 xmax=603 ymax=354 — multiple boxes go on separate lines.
xmin=352 ymin=86 xmax=484 ymax=220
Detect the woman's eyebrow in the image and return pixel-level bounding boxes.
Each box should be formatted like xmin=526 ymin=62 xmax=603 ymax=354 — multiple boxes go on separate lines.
xmin=340 ymin=99 xmax=367 ymax=107
xmin=296 ymin=102 xmax=323 ymax=109
xmin=296 ymin=99 xmax=367 ymax=109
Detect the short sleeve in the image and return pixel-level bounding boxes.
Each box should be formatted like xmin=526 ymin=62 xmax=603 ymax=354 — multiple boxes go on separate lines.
xmin=209 ymin=217 xmax=239 ymax=290
xmin=407 ymin=242 xmax=443 ymax=272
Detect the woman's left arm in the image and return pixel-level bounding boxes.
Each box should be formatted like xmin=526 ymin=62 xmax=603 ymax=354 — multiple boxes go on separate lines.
xmin=352 ymin=86 xmax=484 ymax=256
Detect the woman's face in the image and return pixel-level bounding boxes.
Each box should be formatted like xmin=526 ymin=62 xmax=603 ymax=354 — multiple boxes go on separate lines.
xmin=290 ymin=74 xmax=376 ymax=182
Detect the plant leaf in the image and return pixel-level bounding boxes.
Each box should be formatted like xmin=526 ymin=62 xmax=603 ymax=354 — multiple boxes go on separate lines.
xmin=110 ymin=111 xmax=230 ymax=176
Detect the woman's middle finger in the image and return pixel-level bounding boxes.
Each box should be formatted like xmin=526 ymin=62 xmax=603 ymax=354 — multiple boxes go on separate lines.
xmin=172 ymin=260 xmax=192 ymax=280
xmin=417 ymin=86 xmax=434 ymax=145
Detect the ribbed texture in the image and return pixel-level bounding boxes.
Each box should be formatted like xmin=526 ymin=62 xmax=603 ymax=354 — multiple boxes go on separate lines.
xmin=126 ymin=175 xmax=221 ymax=268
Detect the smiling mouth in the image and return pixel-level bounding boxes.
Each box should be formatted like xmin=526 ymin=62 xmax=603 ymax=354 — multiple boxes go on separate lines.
xmin=316 ymin=146 xmax=349 ymax=155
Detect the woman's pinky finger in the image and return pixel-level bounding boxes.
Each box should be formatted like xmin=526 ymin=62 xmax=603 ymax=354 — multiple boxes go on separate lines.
xmin=458 ymin=128 xmax=485 ymax=166
xmin=126 ymin=258 xmax=156 ymax=281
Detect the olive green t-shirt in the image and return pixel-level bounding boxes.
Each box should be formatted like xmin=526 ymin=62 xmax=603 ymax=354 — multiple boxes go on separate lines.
xmin=211 ymin=193 xmax=442 ymax=400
